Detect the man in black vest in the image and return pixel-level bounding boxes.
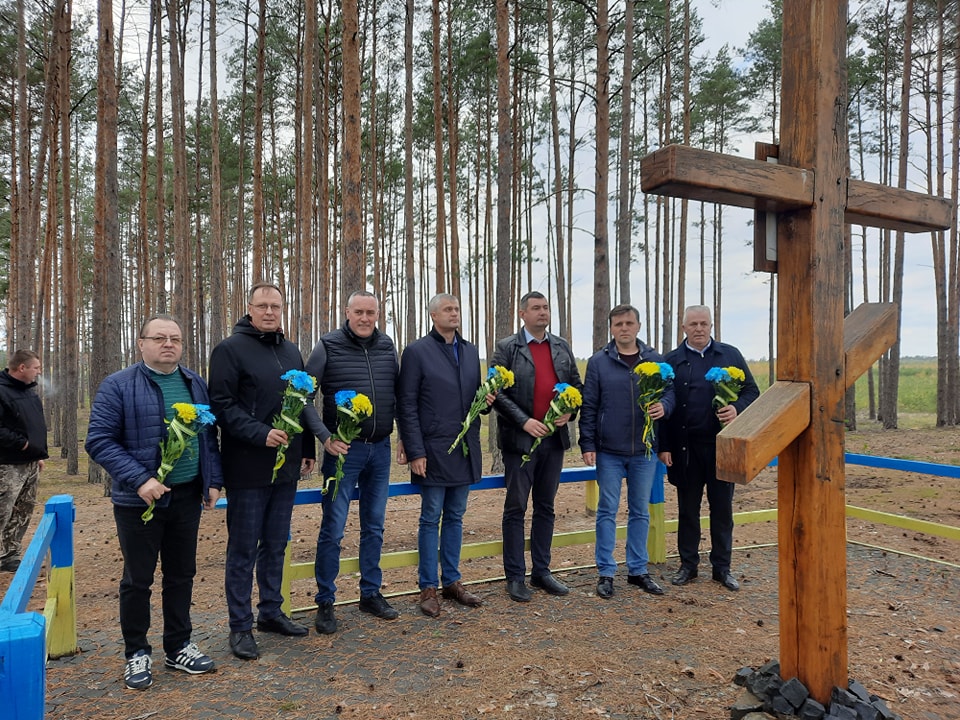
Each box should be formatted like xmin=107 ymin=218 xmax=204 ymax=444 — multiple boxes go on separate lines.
xmin=307 ymin=290 xmax=400 ymax=634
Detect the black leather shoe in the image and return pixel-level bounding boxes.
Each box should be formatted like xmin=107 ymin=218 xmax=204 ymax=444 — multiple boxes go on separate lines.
xmin=257 ymin=613 xmax=308 ymax=636
xmin=530 ymin=572 xmax=570 ymax=596
xmin=712 ymin=570 xmax=740 ymax=591
xmin=315 ymin=602 xmax=337 ymax=635
xmin=358 ymin=592 xmax=400 ymax=620
xmin=671 ymin=566 xmax=698 ymax=586
xmin=596 ymin=576 xmax=614 ymax=599
xmin=229 ymin=631 xmax=259 ymax=660
xmin=506 ymin=579 xmax=532 ymax=602
xmin=628 ymin=573 xmax=665 ymax=595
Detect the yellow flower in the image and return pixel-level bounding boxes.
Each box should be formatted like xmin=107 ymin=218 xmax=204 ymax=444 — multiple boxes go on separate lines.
xmin=352 ymin=393 xmax=374 ymax=416
xmin=634 ymin=361 xmax=661 ymax=377
xmin=727 ymin=366 xmax=746 ymax=382
xmin=172 ymin=403 xmax=198 ymax=423
xmin=496 ymin=366 xmax=516 ymax=388
xmin=559 ymin=385 xmax=583 ymax=408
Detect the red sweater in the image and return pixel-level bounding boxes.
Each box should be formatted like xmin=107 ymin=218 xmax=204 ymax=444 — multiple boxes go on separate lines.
xmin=528 ymin=339 xmax=559 ymax=420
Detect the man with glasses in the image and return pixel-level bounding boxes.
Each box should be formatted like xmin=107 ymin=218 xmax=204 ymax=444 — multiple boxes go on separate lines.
xmin=306 ymin=290 xmax=400 ymax=633
xmin=0 ymin=349 xmax=48 ymax=574
xmin=86 ymin=316 xmax=222 ymax=690
xmin=209 ymin=282 xmax=317 ymax=660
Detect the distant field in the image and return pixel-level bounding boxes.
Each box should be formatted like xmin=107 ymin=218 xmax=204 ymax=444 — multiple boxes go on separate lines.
xmin=566 ymin=355 xmax=939 ymax=423
xmin=747 ymin=357 xmax=937 ymax=423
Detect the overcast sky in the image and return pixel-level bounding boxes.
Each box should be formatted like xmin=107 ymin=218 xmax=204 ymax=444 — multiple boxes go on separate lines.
xmin=559 ymin=0 xmax=942 ymax=361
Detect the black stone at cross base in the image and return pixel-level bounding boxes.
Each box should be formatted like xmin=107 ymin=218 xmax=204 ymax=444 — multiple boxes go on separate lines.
xmin=730 ymin=660 xmax=901 ymax=720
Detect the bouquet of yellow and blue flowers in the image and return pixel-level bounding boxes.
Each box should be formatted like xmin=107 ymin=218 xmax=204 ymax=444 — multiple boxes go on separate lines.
xmin=448 ymin=365 xmax=515 ymax=456
xmin=271 ymin=369 xmax=317 ymax=482
xmin=633 ymin=361 xmax=675 ymax=457
xmin=143 ymin=402 xmax=216 ymax=523
xmin=323 ymin=390 xmax=374 ymax=500
xmin=521 ymin=383 xmax=582 ymax=466
xmin=705 ymin=365 xmax=746 ymax=426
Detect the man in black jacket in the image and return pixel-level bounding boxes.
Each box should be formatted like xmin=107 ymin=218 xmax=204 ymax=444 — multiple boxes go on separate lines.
xmin=397 ymin=293 xmax=486 ymax=618
xmin=306 ymin=290 xmax=400 ymax=634
xmin=209 ymin=282 xmax=317 ymax=660
xmin=491 ymin=291 xmax=582 ymax=602
xmin=659 ymin=305 xmax=759 ymax=592
xmin=0 ymin=350 xmax=48 ymax=573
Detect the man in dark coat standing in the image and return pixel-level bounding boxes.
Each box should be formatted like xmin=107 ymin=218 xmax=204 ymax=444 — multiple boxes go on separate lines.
xmin=209 ymin=282 xmax=317 ymax=661
xmin=659 ymin=305 xmax=759 ymax=592
xmin=397 ymin=293 xmax=487 ymax=617
xmin=0 ymin=349 xmax=48 ymax=573
xmin=491 ymin=291 xmax=583 ymax=602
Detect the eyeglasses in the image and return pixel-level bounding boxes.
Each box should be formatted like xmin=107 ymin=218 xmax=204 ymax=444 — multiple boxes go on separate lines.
xmin=141 ymin=336 xmax=183 ymax=345
xmin=250 ymin=303 xmax=283 ymax=312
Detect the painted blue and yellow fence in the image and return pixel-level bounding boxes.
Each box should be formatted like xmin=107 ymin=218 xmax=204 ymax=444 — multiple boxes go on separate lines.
xmin=0 ymin=495 xmax=78 ymax=720
xmin=4 ymin=454 xmax=960 ymax=719
xmin=270 ymin=463 xmax=667 ymax=614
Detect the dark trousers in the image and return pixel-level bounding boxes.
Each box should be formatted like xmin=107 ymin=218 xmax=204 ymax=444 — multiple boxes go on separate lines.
xmin=501 ymin=434 xmax=564 ymax=581
xmin=225 ymin=481 xmax=297 ymax=632
xmin=114 ymin=480 xmax=201 ymax=659
xmin=673 ymin=441 xmax=735 ymax=573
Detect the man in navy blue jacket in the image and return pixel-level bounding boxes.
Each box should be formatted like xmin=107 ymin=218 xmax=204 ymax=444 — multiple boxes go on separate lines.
xmin=580 ymin=304 xmax=674 ymax=599
xmin=659 ymin=305 xmax=759 ymax=592
xmin=87 ymin=315 xmax=222 ymax=690
xmin=397 ymin=294 xmax=487 ymax=618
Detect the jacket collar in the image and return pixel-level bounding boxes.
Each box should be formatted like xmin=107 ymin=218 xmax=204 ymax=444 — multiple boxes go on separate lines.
xmin=234 ymin=315 xmax=285 ymax=345
xmin=342 ymin=319 xmax=379 ymax=348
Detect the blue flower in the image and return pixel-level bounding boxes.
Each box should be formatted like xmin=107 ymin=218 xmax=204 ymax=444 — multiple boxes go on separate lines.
xmin=553 ymin=382 xmax=571 ymax=393
xmin=281 ymin=369 xmax=316 ymax=393
xmin=194 ymin=404 xmax=217 ymax=426
xmin=705 ymin=367 xmax=731 ymax=383
xmin=658 ymin=363 xmax=675 ymax=380
xmin=335 ymin=389 xmax=358 ymax=406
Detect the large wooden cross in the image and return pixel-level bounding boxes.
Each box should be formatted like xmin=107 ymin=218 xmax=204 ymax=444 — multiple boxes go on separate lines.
xmin=639 ymin=0 xmax=954 ymax=704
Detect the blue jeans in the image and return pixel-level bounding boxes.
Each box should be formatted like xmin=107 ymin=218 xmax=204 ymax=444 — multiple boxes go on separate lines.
xmin=595 ymin=451 xmax=656 ymax=577
xmin=314 ymin=438 xmax=391 ymax=602
xmin=417 ymin=483 xmax=470 ymax=589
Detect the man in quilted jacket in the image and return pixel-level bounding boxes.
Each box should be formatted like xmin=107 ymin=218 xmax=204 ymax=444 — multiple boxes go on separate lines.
xmin=86 ymin=315 xmax=222 ymax=690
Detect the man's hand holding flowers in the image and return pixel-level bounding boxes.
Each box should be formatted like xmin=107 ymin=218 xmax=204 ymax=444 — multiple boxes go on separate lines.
xmin=448 ymin=365 xmax=514 ymax=456
xmin=521 ymin=383 xmax=582 ymax=466
xmin=323 ymin=390 xmax=374 ymax=499
xmin=705 ymin=365 xmax=746 ymax=427
xmin=633 ymin=361 xmax=674 ymax=457
xmin=270 ymin=369 xmax=317 ymax=482
xmin=142 ymin=402 xmax=217 ymax=523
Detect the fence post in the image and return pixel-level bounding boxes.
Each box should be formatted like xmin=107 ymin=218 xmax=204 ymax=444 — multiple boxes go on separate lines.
xmin=0 ymin=612 xmax=47 ymax=720
xmin=45 ymin=495 xmax=77 ymax=658
xmin=647 ymin=462 xmax=667 ymax=564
